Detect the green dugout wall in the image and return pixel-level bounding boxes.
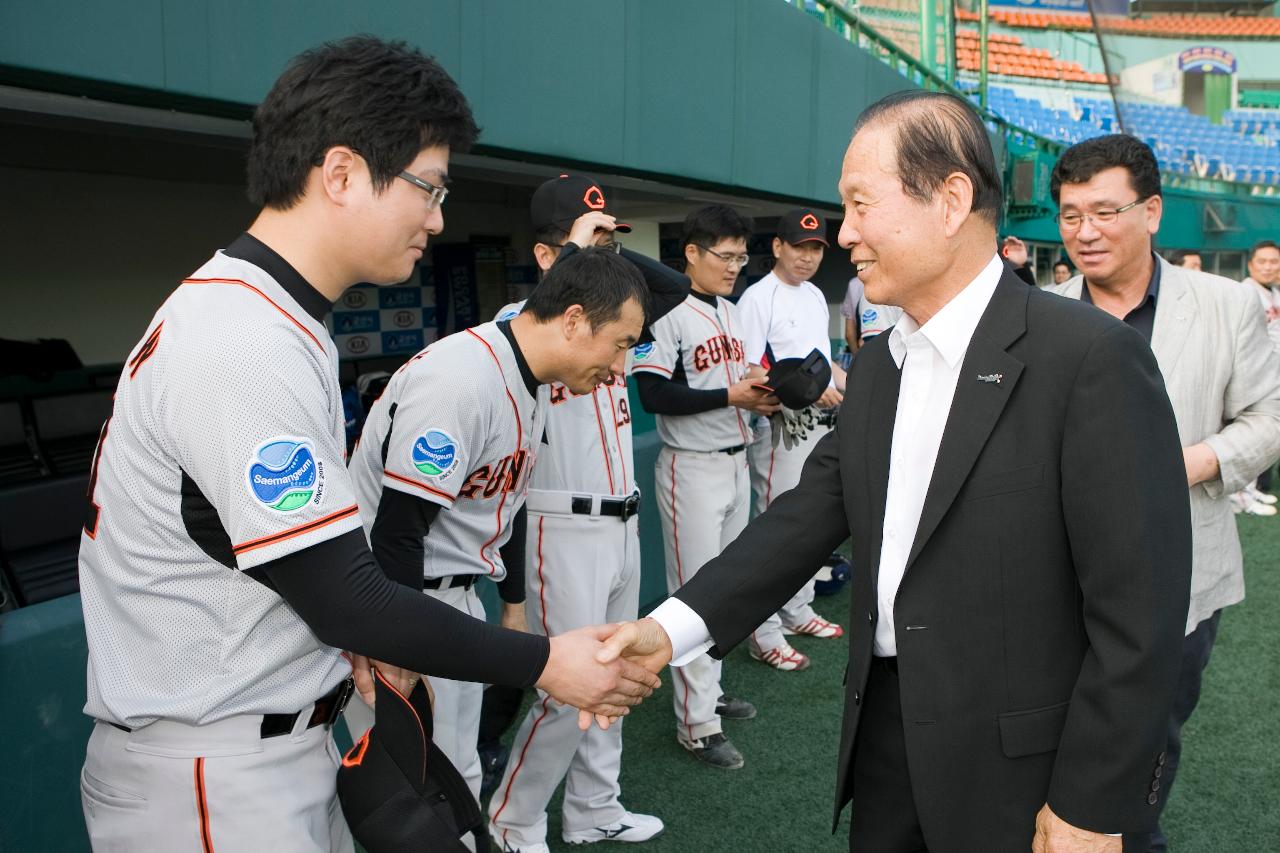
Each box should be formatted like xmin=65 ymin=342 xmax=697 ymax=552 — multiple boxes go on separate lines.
xmin=0 ymin=0 xmax=912 ymax=206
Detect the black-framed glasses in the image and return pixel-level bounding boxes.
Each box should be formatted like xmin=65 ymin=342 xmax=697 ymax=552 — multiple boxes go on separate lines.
xmin=1057 ymin=197 xmax=1148 ymax=231
xmin=698 ymin=245 xmax=750 ymax=268
xmin=397 ymin=171 xmax=449 ymax=209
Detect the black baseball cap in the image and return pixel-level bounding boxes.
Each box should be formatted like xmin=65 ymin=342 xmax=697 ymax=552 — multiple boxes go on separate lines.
xmin=776 ymin=208 xmax=829 ymax=246
xmin=337 ymin=673 xmax=482 ymax=852
xmin=531 ymin=174 xmax=631 ymax=234
xmin=760 ymin=349 xmax=832 ymax=409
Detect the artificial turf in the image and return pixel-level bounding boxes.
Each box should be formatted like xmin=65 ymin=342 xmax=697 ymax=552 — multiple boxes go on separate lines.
xmin=486 ymin=516 xmax=1280 ymax=852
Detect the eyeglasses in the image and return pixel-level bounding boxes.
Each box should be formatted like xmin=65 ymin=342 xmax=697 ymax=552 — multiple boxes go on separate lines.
xmin=1057 ymin=197 xmax=1148 ymax=232
xmin=397 ymin=171 xmax=449 ymax=209
xmin=698 ymin=246 xmax=750 ymax=268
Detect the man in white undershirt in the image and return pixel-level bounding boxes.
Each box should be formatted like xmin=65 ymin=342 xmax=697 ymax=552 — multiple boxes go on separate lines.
xmin=736 ymin=209 xmax=846 ymax=670
xmin=597 ymin=89 xmax=1191 ymax=853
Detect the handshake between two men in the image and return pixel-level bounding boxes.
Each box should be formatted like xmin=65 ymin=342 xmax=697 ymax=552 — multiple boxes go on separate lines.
xmin=349 ymin=618 xmax=674 ymax=729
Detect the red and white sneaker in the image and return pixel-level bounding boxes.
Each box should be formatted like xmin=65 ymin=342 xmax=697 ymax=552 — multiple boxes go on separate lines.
xmin=783 ymin=616 xmax=844 ymax=639
xmin=748 ymin=640 xmax=811 ymax=671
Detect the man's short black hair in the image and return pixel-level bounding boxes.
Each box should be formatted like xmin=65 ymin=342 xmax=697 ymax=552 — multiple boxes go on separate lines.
xmin=1249 ymin=239 xmax=1279 ymax=261
xmin=533 ymin=224 xmax=569 ymax=250
xmin=1050 ymin=134 xmax=1161 ymax=206
xmin=1172 ymin=249 xmax=1201 ymax=264
xmin=681 ymin=204 xmax=754 ymax=250
xmin=1053 ymin=260 xmax=1072 ymax=271
xmin=523 ymin=247 xmax=649 ymax=330
xmin=247 ymin=35 xmax=480 ymax=209
xmin=853 ymin=90 xmax=1003 ymax=226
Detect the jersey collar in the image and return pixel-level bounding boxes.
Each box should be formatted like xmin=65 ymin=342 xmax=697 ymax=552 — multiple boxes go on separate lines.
xmin=223 ymin=232 xmax=332 ymax=324
xmin=496 ymin=319 xmax=540 ymax=397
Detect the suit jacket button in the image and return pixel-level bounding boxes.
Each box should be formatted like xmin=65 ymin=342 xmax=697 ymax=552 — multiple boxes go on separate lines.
xmin=1154 ymin=766 xmax=1162 ymax=778
xmin=853 ymin=690 xmax=861 ymax=705
xmin=1147 ymin=793 xmax=1159 ymax=805
xmin=867 ymin=611 xmax=874 ymax=623
xmin=1151 ymin=779 xmax=1160 ymax=792
xmin=1157 ymin=751 xmax=1166 ymax=764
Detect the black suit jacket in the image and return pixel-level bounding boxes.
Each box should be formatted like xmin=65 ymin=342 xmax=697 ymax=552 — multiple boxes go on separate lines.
xmin=675 ymin=269 xmax=1192 ymax=851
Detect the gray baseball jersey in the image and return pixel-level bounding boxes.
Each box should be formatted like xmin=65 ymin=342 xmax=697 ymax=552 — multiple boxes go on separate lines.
xmin=80 ymin=249 xmax=360 ymax=728
xmin=349 ymin=321 xmax=545 ymax=581
xmin=631 ymin=293 xmax=750 ymax=451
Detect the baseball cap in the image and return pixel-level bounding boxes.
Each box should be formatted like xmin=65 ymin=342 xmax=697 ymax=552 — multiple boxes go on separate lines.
xmin=759 ymin=349 xmax=832 ymax=410
xmin=337 ymin=672 xmax=482 ymax=852
xmin=776 ymin=208 xmax=829 ymax=246
xmin=531 ymin=174 xmax=631 ymax=234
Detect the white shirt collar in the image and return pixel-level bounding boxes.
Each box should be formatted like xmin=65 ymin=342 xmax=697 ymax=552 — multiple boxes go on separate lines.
xmin=888 ymin=253 xmax=1004 ymax=369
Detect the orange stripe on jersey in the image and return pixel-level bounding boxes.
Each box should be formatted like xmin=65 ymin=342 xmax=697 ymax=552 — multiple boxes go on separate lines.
xmin=183 ymin=278 xmax=325 ymax=351
xmin=231 ymin=505 xmax=359 ymax=556
xmin=685 ymin=300 xmax=748 ymax=443
xmin=128 ymin=321 xmax=164 ymax=379
xmin=591 ymin=388 xmax=617 ymax=494
xmin=634 ymin=363 xmax=672 ymax=376
xmin=466 ymin=329 xmax=524 ymax=575
xmin=384 ymin=469 xmax=457 ymax=503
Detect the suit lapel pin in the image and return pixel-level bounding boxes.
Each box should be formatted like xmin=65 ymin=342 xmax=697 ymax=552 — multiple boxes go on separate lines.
xmin=977 ymin=373 xmax=1003 ymax=384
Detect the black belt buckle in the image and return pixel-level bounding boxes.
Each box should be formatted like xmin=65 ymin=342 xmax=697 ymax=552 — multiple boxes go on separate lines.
xmin=571 ymin=495 xmax=592 ymax=515
xmin=619 ymin=492 xmax=641 ymax=521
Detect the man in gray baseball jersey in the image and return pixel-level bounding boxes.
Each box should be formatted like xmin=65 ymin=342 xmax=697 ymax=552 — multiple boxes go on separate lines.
xmin=486 ymin=176 xmax=685 ymax=852
xmin=77 ymin=37 xmax=657 ymax=853
xmin=632 ymin=204 xmax=778 ymax=770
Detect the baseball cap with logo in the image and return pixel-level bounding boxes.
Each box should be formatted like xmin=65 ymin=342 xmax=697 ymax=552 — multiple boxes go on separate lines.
xmin=757 ymin=348 xmax=832 ymax=410
xmin=776 ymin=208 xmax=829 ymax=247
xmin=337 ymin=671 xmax=482 ymax=852
xmin=530 ymin=174 xmax=631 ymax=234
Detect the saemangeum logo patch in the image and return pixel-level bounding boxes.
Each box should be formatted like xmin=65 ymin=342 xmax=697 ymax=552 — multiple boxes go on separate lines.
xmin=411 ymin=429 xmax=461 ymax=479
xmin=247 ymin=437 xmax=324 ymax=513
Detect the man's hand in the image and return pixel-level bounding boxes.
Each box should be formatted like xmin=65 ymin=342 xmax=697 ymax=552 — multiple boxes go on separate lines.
xmin=831 ymin=362 xmax=848 ymax=394
xmin=535 ymin=624 xmax=661 ymax=730
xmin=1031 ymin=804 xmax=1120 ymax=853
xmin=597 ymin=617 xmax=674 ymax=673
xmin=575 ymin=618 xmax=676 ymax=730
xmin=566 ymin=211 xmax=618 ymax=249
xmin=501 ymin=601 xmax=528 ymax=634
xmin=816 ymin=386 xmax=844 ymax=409
xmin=349 ymin=653 xmax=421 ymax=705
xmin=727 ymin=378 xmax=781 ymax=415
xmin=1002 ymin=235 xmax=1029 ymax=268
xmin=1183 ymin=442 xmax=1221 ymax=487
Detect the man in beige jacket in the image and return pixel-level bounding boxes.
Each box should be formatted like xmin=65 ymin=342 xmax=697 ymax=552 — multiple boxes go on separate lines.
xmin=1046 ymin=134 xmax=1280 ymax=853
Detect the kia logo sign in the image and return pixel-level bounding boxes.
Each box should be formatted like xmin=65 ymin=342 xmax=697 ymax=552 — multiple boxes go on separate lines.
xmin=346 ymin=335 xmax=370 ymax=355
xmin=343 ymin=290 xmax=369 ymax=309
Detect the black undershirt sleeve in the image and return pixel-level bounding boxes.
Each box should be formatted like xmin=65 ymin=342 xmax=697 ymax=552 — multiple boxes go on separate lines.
xmin=369 ymin=487 xmax=441 ymax=589
xmin=634 ymin=371 xmax=729 ymax=416
xmin=257 ymin=529 xmax=549 ymax=687
xmin=496 ymin=504 xmax=527 ymax=604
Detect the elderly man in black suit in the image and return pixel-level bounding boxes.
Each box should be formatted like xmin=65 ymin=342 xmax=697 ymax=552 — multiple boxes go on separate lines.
xmin=597 ymin=89 xmax=1193 ymax=853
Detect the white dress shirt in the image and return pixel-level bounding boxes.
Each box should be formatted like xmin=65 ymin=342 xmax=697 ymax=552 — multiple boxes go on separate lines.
xmin=651 ymin=254 xmax=1004 ymax=666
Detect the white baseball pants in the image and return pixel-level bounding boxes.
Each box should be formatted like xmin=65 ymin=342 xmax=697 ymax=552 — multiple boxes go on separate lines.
xmin=82 ymin=715 xmax=353 ymax=853
xmin=654 ymin=445 xmax=750 ymax=743
xmin=488 ymin=509 xmax=641 ymax=849
xmin=747 ymin=417 xmax=831 ymax=652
